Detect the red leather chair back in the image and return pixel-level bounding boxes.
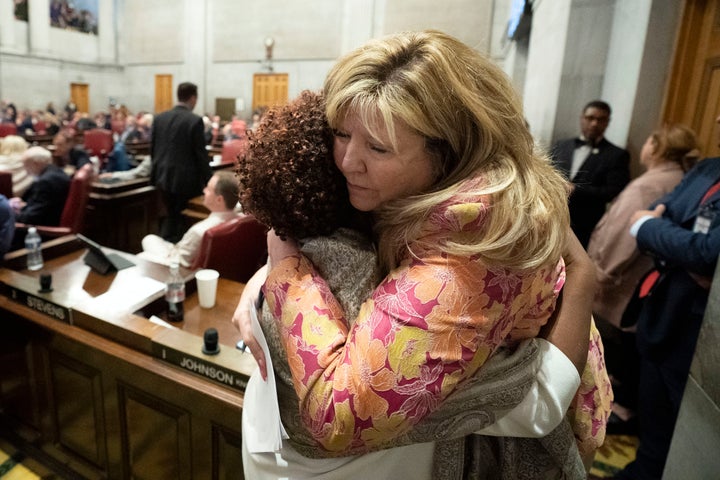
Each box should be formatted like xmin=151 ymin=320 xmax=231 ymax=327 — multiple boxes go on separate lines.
xmin=83 ymin=128 xmax=114 ymax=159
xmin=220 ymin=139 xmax=248 ymax=165
xmin=191 ymin=215 xmax=267 ymax=283
xmin=59 ymin=164 xmax=94 ymax=233
xmin=0 ymin=171 xmax=12 ymax=198
xmin=0 ymin=123 xmax=17 ymax=137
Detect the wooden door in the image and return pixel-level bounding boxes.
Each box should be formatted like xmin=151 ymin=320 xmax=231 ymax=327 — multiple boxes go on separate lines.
xmin=663 ymin=0 xmax=720 ymax=158
xmin=154 ymin=75 xmax=174 ymax=114
xmin=252 ymin=73 xmax=288 ymax=111
xmin=70 ymin=83 xmax=89 ymax=114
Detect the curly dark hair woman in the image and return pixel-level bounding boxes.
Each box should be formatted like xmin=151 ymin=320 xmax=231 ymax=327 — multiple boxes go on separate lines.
xmin=236 ymin=90 xmax=354 ymax=240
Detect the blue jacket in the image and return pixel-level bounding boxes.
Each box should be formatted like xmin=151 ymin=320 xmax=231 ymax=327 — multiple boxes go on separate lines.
xmin=635 ymin=156 xmax=720 ymax=361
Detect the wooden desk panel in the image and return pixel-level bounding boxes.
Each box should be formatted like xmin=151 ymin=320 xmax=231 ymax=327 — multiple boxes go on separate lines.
xmin=86 ymin=179 xmax=162 ymax=253
xmin=0 ymin=237 xmax=254 ymax=479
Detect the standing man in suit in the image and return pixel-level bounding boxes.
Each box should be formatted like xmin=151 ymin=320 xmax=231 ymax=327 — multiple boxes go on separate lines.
xmin=614 ymin=117 xmax=720 ymax=480
xmin=551 ymin=100 xmax=630 ymax=248
xmin=151 ymin=82 xmax=212 ymax=242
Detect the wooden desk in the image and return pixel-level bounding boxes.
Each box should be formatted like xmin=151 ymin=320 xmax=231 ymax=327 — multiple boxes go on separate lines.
xmin=0 ymin=236 xmax=254 ymax=479
xmin=124 ymin=140 xmax=151 ymax=157
xmin=86 ymin=178 xmax=162 ymax=253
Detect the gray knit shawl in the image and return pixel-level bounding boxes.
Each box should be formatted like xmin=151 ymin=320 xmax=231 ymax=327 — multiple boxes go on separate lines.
xmin=259 ymin=228 xmax=585 ymax=479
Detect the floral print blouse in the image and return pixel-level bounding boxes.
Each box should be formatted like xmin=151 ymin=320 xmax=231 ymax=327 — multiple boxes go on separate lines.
xmin=264 ymin=188 xmax=611 ymax=454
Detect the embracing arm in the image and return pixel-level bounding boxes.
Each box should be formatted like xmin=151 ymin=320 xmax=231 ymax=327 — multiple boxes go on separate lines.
xmin=264 ymin=232 xmax=562 ymax=453
xmin=540 ymin=229 xmax=594 ymax=375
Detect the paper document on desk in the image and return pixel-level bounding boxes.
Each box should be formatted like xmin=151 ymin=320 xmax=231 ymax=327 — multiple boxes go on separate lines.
xmin=244 ymin=306 xmax=289 ymax=453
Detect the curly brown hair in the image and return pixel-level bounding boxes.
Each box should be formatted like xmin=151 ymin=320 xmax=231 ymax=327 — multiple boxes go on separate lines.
xmin=236 ymin=90 xmax=353 ymax=240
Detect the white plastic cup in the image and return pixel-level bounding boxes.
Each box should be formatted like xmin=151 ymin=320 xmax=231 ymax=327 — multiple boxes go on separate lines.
xmin=195 ymin=269 xmax=219 ymax=308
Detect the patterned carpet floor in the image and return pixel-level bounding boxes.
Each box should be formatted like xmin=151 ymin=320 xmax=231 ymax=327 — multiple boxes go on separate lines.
xmin=0 ymin=448 xmax=40 ymax=480
xmin=589 ymin=434 xmax=639 ymax=478
xmin=0 ymin=433 xmax=639 ymax=479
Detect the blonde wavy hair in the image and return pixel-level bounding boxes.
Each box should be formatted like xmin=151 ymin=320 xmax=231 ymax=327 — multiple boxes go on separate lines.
xmin=324 ymin=30 xmax=569 ymax=271
xmin=0 ymin=135 xmax=29 ymax=156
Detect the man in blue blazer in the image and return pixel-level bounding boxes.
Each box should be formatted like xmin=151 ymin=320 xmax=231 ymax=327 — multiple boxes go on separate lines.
xmin=151 ymin=82 xmax=213 ymax=242
xmin=551 ymin=100 xmax=630 ymax=248
xmin=615 ymin=143 xmax=720 ymax=479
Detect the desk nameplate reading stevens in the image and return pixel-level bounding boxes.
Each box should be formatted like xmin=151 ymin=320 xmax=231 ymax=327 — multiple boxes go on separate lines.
xmin=4 ymin=284 xmax=73 ymax=325
xmin=151 ymin=342 xmax=247 ymax=392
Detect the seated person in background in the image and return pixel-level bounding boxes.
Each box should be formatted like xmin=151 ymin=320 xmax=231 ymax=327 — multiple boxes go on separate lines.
xmin=98 ymin=155 xmax=152 ymax=182
xmin=52 ymin=130 xmax=91 ymax=171
xmin=0 ymin=135 xmax=32 ymax=196
xmin=0 ymin=194 xmax=15 ymax=258
xmin=121 ymin=113 xmax=153 ymax=144
xmin=138 ymin=170 xmax=240 ymax=267
xmin=587 ymin=123 xmax=698 ymax=431
xmin=9 ymin=146 xmax=70 ymax=226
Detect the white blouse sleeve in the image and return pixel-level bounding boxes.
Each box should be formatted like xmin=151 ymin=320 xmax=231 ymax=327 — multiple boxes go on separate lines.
xmin=477 ymin=339 xmax=581 ymax=438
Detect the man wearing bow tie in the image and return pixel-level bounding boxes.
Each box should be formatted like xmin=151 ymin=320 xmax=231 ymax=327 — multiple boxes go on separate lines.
xmin=551 ymin=100 xmax=630 ymax=248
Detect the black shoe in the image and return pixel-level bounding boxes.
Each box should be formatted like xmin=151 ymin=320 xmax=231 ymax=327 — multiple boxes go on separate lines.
xmin=606 ymin=412 xmax=638 ymax=436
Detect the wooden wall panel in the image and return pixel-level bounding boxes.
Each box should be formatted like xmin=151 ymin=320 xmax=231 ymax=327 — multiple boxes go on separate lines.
xmin=49 ymin=351 xmax=107 ymax=469
xmin=252 ymin=73 xmax=288 ymax=111
xmin=663 ymin=0 xmax=720 ymax=157
xmin=118 ymin=384 xmax=192 ymax=480
xmin=213 ymin=425 xmax=244 ymax=480
xmin=154 ymin=74 xmax=174 ymax=114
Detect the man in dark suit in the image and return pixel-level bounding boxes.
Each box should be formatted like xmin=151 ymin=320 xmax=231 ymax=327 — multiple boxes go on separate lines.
xmin=614 ymin=119 xmax=720 ymax=480
xmin=551 ymin=100 xmax=630 ymax=248
xmin=10 ymin=146 xmax=70 ymax=226
xmin=151 ymin=82 xmax=212 ymax=242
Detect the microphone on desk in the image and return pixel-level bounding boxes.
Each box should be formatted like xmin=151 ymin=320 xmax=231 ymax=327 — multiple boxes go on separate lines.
xmin=202 ymin=328 xmax=220 ymax=355
xmin=39 ymin=273 xmax=53 ymax=293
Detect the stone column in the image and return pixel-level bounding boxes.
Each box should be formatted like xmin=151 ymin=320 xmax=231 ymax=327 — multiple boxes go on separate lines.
xmin=28 ymin=0 xmax=50 ymax=55
xmin=0 ymin=0 xmax=16 ymax=49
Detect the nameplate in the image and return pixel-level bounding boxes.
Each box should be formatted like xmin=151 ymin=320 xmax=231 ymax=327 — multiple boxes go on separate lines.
xmin=151 ymin=342 xmax=247 ymax=392
xmin=6 ymin=286 xmax=73 ymax=324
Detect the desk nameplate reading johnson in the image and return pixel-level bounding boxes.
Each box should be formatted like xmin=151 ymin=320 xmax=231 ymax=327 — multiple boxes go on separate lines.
xmin=5 ymin=285 xmax=73 ymax=324
xmin=151 ymin=342 xmax=247 ymax=392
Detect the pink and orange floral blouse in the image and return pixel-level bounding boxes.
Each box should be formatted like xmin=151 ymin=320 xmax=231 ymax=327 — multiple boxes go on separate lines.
xmin=264 ymin=186 xmax=611 ymax=456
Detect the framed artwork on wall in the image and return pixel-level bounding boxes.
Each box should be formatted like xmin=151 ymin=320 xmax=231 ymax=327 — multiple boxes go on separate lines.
xmin=14 ymin=0 xmax=28 ymax=21
xmin=50 ymin=0 xmax=99 ymax=35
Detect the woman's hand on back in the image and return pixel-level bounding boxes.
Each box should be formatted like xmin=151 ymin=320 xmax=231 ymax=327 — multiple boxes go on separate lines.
xmin=231 ymin=264 xmax=269 ymax=380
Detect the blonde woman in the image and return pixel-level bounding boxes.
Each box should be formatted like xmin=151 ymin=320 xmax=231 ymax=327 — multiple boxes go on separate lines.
xmin=0 ymin=135 xmax=32 ymax=197
xmin=237 ymin=30 xmax=611 ymax=478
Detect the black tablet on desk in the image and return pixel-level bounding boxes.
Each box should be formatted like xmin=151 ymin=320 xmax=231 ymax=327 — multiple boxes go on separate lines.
xmin=77 ymin=233 xmax=135 ymax=275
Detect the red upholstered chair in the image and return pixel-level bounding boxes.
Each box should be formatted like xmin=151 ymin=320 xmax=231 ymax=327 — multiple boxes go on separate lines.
xmin=16 ymin=164 xmax=95 ymax=239
xmin=0 ymin=171 xmax=12 ymax=198
xmin=83 ymin=128 xmax=114 ymax=166
xmin=190 ymin=215 xmax=267 ymax=283
xmin=0 ymin=123 xmax=17 ymax=137
xmin=220 ymin=138 xmax=248 ymax=165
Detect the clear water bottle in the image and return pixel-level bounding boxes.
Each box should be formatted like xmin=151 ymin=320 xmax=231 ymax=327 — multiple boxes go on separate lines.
xmin=165 ymin=262 xmax=185 ymax=322
xmin=25 ymin=227 xmax=43 ymax=271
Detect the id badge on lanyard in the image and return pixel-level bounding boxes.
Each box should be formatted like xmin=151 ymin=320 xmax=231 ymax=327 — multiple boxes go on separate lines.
xmin=694 ymin=204 xmax=717 ymax=234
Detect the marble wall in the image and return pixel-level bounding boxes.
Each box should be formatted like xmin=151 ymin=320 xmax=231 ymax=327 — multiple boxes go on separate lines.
xmin=665 ymin=261 xmax=720 ymax=478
